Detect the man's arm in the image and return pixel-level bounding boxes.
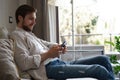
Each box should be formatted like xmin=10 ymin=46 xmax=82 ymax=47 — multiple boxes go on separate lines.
xmin=40 ymin=45 xmax=62 ymax=63
xmin=40 ymin=39 xmax=58 ymax=48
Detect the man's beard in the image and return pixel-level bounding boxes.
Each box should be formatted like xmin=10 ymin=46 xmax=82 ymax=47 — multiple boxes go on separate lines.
xmin=22 ymin=24 xmax=32 ymax=32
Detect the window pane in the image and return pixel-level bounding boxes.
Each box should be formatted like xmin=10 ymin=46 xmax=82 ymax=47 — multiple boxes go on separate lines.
xmin=58 ymin=0 xmax=120 ymax=52
xmin=73 ymin=0 xmax=99 ymax=45
xmin=58 ymin=3 xmax=72 ymax=46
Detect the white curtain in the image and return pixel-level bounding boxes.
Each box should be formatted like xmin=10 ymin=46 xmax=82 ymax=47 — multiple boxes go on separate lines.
xmin=48 ymin=5 xmax=57 ymax=42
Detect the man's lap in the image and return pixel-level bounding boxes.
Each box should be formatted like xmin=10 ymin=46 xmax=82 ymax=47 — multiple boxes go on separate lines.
xmin=45 ymin=56 xmax=109 ymax=80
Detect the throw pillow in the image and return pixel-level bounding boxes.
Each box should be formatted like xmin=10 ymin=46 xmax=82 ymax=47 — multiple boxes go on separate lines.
xmin=0 ymin=39 xmax=20 ymax=80
xmin=0 ymin=26 xmax=8 ymax=39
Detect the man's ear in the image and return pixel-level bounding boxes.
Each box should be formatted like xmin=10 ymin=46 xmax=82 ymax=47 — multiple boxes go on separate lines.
xmin=18 ymin=15 xmax=23 ymax=22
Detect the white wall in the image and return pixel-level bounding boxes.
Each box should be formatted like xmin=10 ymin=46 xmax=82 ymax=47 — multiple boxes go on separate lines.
xmin=0 ymin=0 xmax=27 ymax=33
xmin=0 ymin=0 xmax=19 ymax=32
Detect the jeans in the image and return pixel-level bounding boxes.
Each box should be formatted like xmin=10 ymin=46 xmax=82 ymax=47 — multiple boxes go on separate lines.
xmin=45 ymin=55 xmax=115 ymax=80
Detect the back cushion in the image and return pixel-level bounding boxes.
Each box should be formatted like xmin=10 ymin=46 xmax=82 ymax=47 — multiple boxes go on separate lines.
xmin=0 ymin=39 xmax=20 ymax=80
xmin=0 ymin=26 xmax=8 ymax=39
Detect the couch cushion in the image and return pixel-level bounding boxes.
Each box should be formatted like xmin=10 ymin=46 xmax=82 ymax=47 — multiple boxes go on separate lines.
xmin=0 ymin=26 xmax=8 ymax=39
xmin=0 ymin=39 xmax=14 ymax=60
xmin=0 ymin=39 xmax=20 ymax=80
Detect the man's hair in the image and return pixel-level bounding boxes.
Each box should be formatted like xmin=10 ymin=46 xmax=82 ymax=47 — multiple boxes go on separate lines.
xmin=15 ymin=4 xmax=36 ymax=24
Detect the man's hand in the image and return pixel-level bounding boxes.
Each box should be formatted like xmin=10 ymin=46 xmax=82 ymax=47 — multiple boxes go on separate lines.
xmin=59 ymin=45 xmax=67 ymax=54
xmin=40 ymin=44 xmax=67 ymax=62
xmin=46 ymin=44 xmax=67 ymax=58
xmin=47 ymin=45 xmax=61 ymax=58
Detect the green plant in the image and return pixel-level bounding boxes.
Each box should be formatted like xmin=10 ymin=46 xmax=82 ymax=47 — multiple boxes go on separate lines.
xmin=110 ymin=55 xmax=120 ymax=74
xmin=114 ymin=36 xmax=120 ymax=52
xmin=91 ymin=16 xmax=98 ymax=26
xmin=84 ymin=23 xmax=90 ymax=29
xmin=105 ymin=36 xmax=120 ymax=52
xmin=105 ymin=36 xmax=120 ymax=74
xmin=84 ymin=23 xmax=91 ymax=33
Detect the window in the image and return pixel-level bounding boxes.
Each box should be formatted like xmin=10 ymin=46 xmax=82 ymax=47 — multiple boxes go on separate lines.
xmin=48 ymin=0 xmax=120 ymax=53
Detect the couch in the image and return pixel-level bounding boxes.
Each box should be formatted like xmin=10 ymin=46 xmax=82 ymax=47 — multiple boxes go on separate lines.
xmin=0 ymin=26 xmax=97 ymax=80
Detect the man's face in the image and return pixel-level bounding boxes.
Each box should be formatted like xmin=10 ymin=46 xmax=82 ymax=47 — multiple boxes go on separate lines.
xmin=21 ymin=12 xmax=36 ymax=31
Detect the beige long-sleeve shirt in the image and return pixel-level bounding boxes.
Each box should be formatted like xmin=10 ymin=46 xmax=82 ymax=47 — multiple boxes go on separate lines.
xmin=10 ymin=27 xmax=57 ymax=80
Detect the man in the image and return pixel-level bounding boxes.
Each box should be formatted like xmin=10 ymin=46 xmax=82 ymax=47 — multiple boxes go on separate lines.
xmin=10 ymin=4 xmax=115 ymax=80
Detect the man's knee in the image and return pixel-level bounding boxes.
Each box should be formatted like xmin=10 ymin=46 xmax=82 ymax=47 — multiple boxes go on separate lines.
xmin=96 ymin=55 xmax=109 ymax=61
xmin=94 ymin=64 xmax=107 ymax=71
xmin=91 ymin=64 xmax=110 ymax=80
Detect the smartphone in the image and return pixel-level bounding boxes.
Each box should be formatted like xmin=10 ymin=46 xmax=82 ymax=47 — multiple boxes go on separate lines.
xmin=61 ymin=41 xmax=67 ymax=47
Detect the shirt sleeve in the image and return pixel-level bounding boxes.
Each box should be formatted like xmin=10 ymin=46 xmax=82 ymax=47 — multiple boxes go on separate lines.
xmin=40 ymin=39 xmax=58 ymax=48
xmin=10 ymin=32 xmax=41 ymax=71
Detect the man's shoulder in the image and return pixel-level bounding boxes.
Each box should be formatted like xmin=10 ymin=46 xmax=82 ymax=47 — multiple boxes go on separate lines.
xmin=11 ymin=30 xmax=24 ymax=36
xmin=10 ymin=29 xmax=27 ymax=40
